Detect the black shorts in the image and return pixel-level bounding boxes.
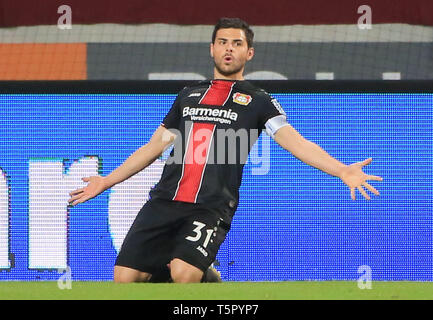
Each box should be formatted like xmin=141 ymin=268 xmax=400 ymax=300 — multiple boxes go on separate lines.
xmin=115 ymin=197 xmax=230 ymax=274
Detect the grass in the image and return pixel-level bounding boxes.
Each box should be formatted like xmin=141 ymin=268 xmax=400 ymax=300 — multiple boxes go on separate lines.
xmin=0 ymin=281 xmax=433 ymax=300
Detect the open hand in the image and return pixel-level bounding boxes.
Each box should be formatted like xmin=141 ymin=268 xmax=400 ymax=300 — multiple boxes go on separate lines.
xmin=338 ymin=158 xmax=383 ymax=201
xmin=68 ymin=176 xmax=107 ymax=206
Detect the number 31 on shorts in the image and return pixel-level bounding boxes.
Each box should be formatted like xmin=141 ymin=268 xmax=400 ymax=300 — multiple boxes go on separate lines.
xmin=185 ymin=221 xmax=215 ymax=248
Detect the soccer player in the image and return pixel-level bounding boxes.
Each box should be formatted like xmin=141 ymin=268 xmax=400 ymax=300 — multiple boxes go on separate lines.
xmin=68 ymin=17 xmax=383 ymax=283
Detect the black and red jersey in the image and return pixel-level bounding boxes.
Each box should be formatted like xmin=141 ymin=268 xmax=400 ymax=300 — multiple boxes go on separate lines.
xmin=149 ymin=78 xmax=289 ymax=223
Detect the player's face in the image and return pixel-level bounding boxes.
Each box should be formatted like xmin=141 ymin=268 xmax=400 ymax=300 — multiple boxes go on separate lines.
xmin=210 ymin=28 xmax=254 ymax=78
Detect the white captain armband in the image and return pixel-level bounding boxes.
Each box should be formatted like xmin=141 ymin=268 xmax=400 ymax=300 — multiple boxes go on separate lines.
xmin=264 ymin=115 xmax=290 ymax=138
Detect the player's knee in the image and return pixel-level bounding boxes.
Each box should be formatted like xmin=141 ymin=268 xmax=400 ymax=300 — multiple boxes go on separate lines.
xmin=171 ymin=269 xmax=202 ymax=283
xmin=113 ymin=266 xmax=151 ymax=283
xmin=170 ymin=259 xmax=203 ymax=283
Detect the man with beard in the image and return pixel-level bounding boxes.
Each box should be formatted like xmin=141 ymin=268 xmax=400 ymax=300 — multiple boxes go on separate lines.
xmin=68 ymin=17 xmax=383 ymax=283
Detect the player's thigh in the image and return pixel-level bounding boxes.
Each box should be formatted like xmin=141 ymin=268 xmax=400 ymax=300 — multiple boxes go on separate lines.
xmin=173 ymin=211 xmax=230 ymax=273
xmin=115 ymin=198 xmax=178 ymax=273
xmin=113 ymin=265 xmax=152 ymax=283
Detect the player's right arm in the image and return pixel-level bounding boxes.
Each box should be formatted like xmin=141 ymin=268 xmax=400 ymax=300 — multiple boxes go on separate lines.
xmin=67 ymin=125 xmax=177 ymax=206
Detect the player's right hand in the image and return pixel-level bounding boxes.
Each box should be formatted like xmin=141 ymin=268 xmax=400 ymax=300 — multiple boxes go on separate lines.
xmin=68 ymin=176 xmax=107 ymax=207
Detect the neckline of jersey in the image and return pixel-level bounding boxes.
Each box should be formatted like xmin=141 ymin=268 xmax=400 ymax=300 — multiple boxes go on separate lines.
xmin=212 ymin=78 xmax=245 ymax=82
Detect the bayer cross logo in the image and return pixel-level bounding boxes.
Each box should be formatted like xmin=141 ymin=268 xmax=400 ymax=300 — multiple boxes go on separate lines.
xmin=232 ymin=92 xmax=252 ymax=106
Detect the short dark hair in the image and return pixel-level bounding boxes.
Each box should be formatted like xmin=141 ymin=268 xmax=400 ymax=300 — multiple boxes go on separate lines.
xmin=212 ymin=17 xmax=254 ymax=48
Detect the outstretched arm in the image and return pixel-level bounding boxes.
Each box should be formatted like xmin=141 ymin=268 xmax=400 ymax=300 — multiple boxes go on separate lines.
xmin=68 ymin=125 xmax=177 ymax=206
xmin=273 ymin=125 xmax=383 ymax=200
xmin=103 ymin=125 xmax=176 ymax=189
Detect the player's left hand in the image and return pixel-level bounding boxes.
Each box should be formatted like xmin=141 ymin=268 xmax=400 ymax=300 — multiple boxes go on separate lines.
xmin=338 ymin=157 xmax=383 ymax=201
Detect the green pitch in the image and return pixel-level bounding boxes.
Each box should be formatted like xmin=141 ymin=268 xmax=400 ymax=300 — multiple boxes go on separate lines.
xmin=0 ymin=281 xmax=432 ymax=300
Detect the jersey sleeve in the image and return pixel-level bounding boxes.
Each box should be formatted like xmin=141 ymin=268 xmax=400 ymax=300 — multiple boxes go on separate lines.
xmin=258 ymin=92 xmax=290 ymax=138
xmin=161 ymin=87 xmax=188 ymax=129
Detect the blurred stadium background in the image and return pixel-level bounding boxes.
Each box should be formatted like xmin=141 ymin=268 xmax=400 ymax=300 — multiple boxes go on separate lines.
xmin=0 ymin=0 xmax=432 ymax=80
xmin=0 ymin=0 xmax=432 ymax=297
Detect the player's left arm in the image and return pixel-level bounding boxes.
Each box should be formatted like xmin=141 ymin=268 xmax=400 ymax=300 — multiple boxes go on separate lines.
xmin=273 ymin=125 xmax=384 ymax=201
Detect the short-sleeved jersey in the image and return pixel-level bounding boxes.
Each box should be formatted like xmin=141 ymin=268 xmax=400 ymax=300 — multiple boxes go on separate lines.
xmin=149 ymin=79 xmax=289 ymax=223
